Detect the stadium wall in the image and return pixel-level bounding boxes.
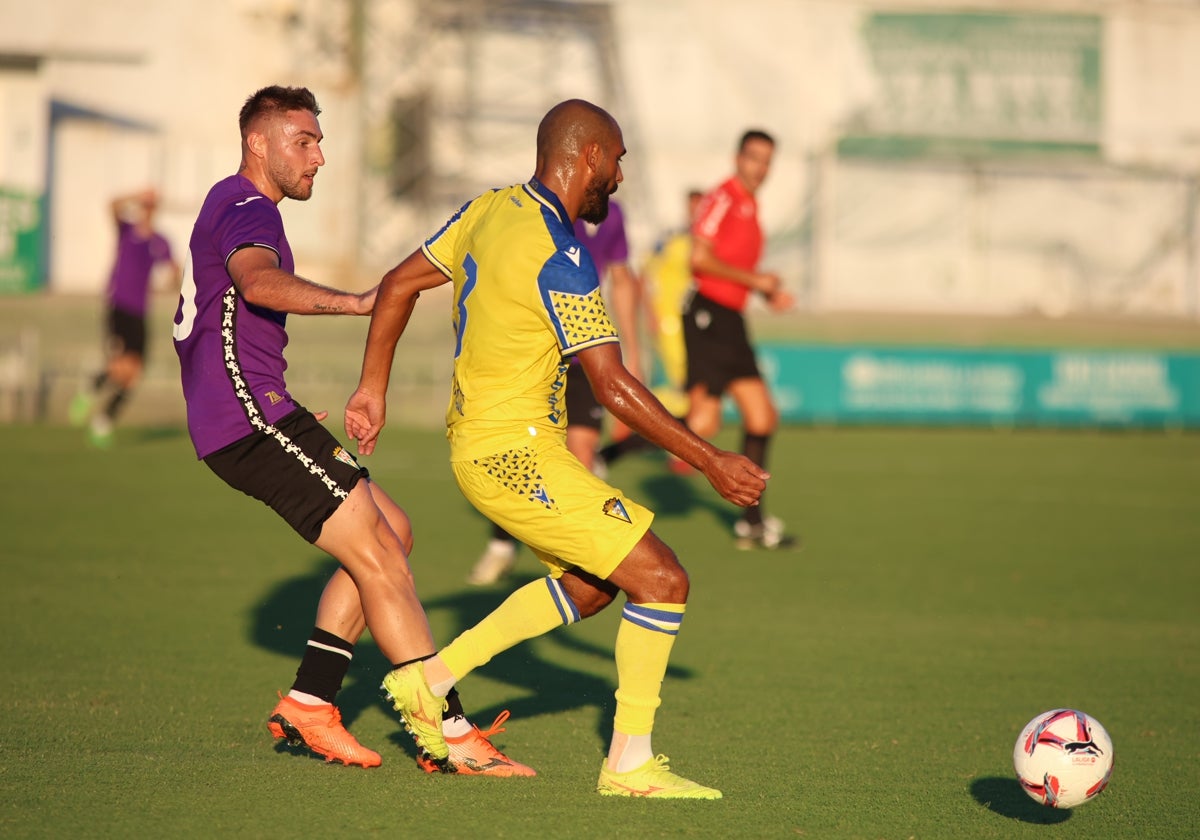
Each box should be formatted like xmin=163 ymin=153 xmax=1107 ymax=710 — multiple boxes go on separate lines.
xmin=3 ymin=1 xmax=1200 ymax=316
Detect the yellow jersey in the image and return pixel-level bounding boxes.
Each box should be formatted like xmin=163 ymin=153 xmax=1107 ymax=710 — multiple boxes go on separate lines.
xmin=423 ymin=179 xmax=620 ymax=461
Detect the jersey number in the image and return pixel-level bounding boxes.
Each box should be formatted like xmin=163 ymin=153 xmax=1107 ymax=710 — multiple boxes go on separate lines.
xmin=172 ymin=253 xmax=197 ymax=341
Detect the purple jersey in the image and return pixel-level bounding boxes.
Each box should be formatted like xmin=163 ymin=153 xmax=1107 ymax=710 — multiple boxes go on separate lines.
xmin=172 ymin=174 xmax=298 ymax=459
xmin=573 ymin=200 xmax=629 ymax=280
xmin=108 ymin=220 xmax=173 ymax=316
xmin=569 ymin=201 xmax=629 ymax=373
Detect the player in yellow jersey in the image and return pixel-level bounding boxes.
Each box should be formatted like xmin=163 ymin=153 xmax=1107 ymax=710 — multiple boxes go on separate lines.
xmin=598 ymin=189 xmax=704 ymax=469
xmin=644 ymin=189 xmax=704 ymax=417
xmin=346 ymin=99 xmax=768 ymax=799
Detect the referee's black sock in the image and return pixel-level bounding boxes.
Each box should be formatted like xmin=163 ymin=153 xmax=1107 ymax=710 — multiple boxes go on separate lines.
xmin=292 ymin=627 xmax=354 ymax=703
xmin=741 ymin=432 xmax=771 ymax=527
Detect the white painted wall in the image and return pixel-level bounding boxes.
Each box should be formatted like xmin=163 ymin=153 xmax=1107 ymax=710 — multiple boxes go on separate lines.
xmin=4 ymin=0 xmax=1200 ymax=315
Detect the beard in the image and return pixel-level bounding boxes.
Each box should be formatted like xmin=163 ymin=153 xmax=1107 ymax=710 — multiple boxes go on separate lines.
xmin=577 ymin=177 xmax=612 ymax=224
xmin=271 ymin=159 xmax=314 ymax=201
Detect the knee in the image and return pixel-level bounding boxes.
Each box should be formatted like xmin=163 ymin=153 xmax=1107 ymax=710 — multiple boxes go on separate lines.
xmin=642 ymin=547 xmax=690 ymax=604
xmin=559 ymin=572 xmax=618 ymax=619
xmin=687 ymin=409 xmax=720 ymax=440
xmin=693 ymin=419 xmax=720 ymax=440
xmin=745 ymin=405 xmax=778 ymax=436
xmin=340 ymin=517 xmax=415 ymax=588
xmin=572 ymin=586 xmax=616 ymax=619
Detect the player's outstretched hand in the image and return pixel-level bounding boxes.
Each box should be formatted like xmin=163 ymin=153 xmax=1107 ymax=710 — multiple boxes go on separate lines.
xmin=701 ymin=450 xmax=769 ymax=508
xmin=767 ymin=288 xmax=796 ymax=313
xmin=344 ymin=388 xmax=386 ymax=456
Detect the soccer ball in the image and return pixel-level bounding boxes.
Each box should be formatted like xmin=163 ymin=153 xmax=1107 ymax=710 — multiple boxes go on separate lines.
xmin=1013 ymin=709 xmax=1114 ymax=808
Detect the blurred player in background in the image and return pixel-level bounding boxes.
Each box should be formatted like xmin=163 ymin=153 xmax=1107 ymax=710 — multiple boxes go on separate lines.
xmin=684 ymin=129 xmax=798 ymax=550
xmin=346 ymin=97 xmax=768 ymax=798
xmin=598 ymin=188 xmax=704 ymax=470
xmin=641 ymin=189 xmax=704 ymax=418
xmin=70 ymin=188 xmax=179 ymax=448
xmin=173 ymin=85 xmax=531 ymax=776
xmin=467 ymin=199 xmax=642 ymax=586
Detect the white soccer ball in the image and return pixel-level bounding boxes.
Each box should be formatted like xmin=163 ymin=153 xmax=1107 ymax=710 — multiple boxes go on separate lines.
xmin=1013 ymin=709 xmax=1114 ymax=808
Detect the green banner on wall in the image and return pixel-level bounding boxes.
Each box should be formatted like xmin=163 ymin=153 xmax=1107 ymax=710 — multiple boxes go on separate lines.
xmin=841 ymin=11 xmax=1102 ymax=159
xmin=752 ymin=344 xmax=1200 ymax=429
xmin=0 ymin=187 xmax=44 ymax=293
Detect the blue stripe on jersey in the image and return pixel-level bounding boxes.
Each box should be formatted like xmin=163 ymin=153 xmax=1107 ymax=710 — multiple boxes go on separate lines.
xmin=525 ymin=178 xmax=571 ymax=230
xmin=544 ymin=576 xmax=581 ymax=625
xmin=424 ymin=195 xmax=485 ymax=253
xmin=531 ymin=196 xmax=620 ymax=353
xmin=621 ymin=603 xmax=684 ymax=635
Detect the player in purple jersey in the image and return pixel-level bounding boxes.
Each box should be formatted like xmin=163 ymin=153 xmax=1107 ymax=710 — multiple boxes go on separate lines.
xmin=172 ymin=85 xmax=532 ymax=776
xmin=69 ymin=188 xmax=178 ymax=448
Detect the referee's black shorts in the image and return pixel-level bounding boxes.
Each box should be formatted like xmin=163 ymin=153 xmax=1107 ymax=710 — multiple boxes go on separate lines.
xmin=683 ymin=291 xmax=761 ymax=397
xmin=203 ymin=408 xmax=369 ymax=544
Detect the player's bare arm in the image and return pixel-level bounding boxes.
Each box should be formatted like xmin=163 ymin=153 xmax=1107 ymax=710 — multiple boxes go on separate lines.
xmin=346 ymin=248 xmax=450 ymax=454
xmin=690 ymin=236 xmax=780 ymax=296
xmin=607 ymin=262 xmax=645 ymax=382
xmin=228 ymin=245 xmax=375 ymax=314
xmin=576 ymin=343 xmax=768 ymax=507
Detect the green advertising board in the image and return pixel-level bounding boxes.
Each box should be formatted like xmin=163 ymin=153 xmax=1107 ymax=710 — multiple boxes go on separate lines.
xmin=751 ymin=344 xmax=1200 ymax=429
xmin=0 ymin=187 xmax=44 ymax=293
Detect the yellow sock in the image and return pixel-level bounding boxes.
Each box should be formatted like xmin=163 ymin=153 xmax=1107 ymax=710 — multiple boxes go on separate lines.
xmin=440 ymin=576 xmax=580 ymax=680
xmin=612 ymin=602 xmax=685 ymax=738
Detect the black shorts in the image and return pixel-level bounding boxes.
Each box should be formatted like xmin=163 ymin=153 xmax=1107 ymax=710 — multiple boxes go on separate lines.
xmin=203 ymin=408 xmax=369 ymax=544
xmin=683 ymin=291 xmax=761 ymax=396
xmin=566 ymin=360 xmax=604 ymax=431
xmin=106 ymin=306 xmax=147 ymax=358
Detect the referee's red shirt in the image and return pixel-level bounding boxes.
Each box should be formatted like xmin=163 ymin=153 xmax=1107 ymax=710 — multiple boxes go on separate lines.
xmin=691 ymin=176 xmax=762 ymax=312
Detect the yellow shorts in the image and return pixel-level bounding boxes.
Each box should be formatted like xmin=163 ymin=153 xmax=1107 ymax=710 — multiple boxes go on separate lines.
xmin=451 ymin=435 xmax=654 ymax=580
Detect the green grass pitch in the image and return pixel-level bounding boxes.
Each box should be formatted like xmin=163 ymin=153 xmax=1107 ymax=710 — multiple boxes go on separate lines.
xmin=2 ymin=422 xmax=1197 ymax=838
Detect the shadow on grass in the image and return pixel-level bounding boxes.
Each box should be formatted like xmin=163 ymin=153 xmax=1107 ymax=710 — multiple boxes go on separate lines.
xmin=970 ymin=777 xmax=1071 ymax=825
xmin=622 ymin=457 xmax=739 ymax=533
xmin=250 ymin=558 xmax=696 ymax=761
xmin=132 ymin=425 xmax=187 ymax=443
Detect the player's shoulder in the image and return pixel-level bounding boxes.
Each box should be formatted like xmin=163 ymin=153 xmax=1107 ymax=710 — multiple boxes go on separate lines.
xmin=537 ymin=231 xmax=600 ymax=295
xmin=202 ymin=175 xmax=277 ymax=220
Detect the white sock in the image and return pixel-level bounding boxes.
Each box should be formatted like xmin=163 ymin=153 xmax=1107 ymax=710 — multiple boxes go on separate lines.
xmin=423 ymin=656 xmax=457 ymax=698
xmin=487 ymin=539 xmax=515 ymax=558
xmin=610 ymin=733 xmax=653 ymax=773
xmin=286 ymin=690 xmax=329 ymax=707
xmin=442 ymin=716 xmax=472 ymax=737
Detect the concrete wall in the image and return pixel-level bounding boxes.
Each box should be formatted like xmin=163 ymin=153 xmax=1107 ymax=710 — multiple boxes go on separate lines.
xmin=3 ymin=0 xmax=1200 ymax=313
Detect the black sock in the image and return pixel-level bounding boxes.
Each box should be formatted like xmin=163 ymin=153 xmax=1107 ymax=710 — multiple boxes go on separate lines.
xmin=444 ymin=687 xmax=465 ymax=719
xmin=740 ymin=432 xmax=771 ymax=527
xmin=598 ymin=433 xmax=653 ymax=464
xmin=490 ymin=521 xmax=513 ymax=542
xmin=104 ymin=388 xmax=129 ymax=421
xmin=291 ymin=628 xmax=354 ymax=703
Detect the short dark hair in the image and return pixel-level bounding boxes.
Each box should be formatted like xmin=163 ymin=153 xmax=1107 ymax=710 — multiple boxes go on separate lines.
xmin=738 ymin=129 xmax=775 ymax=151
xmin=238 ymin=85 xmax=321 ymax=137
